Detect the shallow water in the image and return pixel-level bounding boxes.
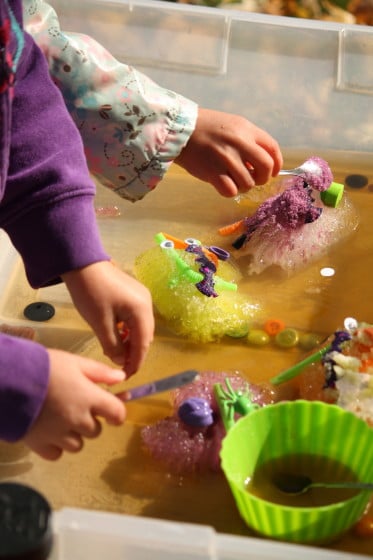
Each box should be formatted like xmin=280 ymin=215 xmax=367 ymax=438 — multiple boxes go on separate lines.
xmin=0 ymin=152 xmax=372 ymax=555
xmin=246 ymin=453 xmax=360 ymax=507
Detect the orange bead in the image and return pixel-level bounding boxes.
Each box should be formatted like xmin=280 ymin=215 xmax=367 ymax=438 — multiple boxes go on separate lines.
xmin=264 ymin=318 xmax=286 ymax=336
xmin=117 ymin=321 xmax=129 ymax=342
xmin=354 ymin=514 xmax=373 ymax=538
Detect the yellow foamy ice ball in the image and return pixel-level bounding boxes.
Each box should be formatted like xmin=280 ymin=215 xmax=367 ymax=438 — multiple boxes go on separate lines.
xmin=134 ymin=245 xmax=260 ymax=343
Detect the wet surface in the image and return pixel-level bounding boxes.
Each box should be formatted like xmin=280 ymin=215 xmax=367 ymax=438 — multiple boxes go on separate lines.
xmin=0 ymin=152 xmax=372 ymax=555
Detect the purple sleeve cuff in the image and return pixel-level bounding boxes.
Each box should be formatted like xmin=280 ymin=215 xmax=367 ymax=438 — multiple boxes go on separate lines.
xmin=6 ymin=195 xmax=109 ymax=288
xmin=0 ymin=334 xmax=50 ymax=442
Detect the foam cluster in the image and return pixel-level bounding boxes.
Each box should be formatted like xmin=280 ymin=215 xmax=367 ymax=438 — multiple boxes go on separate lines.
xmin=141 ymin=371 xmax=274 ymax=473
xmin=134 ymin=242 xmax=260 ymax=342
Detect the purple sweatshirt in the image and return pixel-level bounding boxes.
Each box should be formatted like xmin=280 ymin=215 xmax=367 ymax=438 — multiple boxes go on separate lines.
xmin=0 ymin=0 xmax=109 ymax=441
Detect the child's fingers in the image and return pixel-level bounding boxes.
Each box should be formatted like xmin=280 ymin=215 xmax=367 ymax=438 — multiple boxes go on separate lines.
xmin=120 ymin=314 xmax=154 ymax=376
xmin=61 ymin=432 xmax=84 ymax=453
xmin=78 ymin=416 xmax=102 ymax=439
xmin=91 ymin=391 xmax=126 ymax=426
xmin=243 ymin=147 xmax=277 ymax=186
xmin=78 ymin=355 xmax=126 ymax=385
xmin=211 ymin=173 xmax=243 ymax=198
xmin=27 ymin=441 xmax=63 ymax=461
xmin=91 ymin=288 xmax=154 ymax=376
xmin=122 ymin=336 xmax=150 ymax=378
xmin=252 ymin=127 xmax=283 ymax=165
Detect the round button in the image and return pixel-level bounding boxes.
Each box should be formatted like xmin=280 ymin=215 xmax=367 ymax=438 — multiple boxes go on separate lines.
xmin=275 ymin=327 xmax=299 ymax=348
xmin=298 ymin=332 xmax=323 ymax=351
xmin=246 ymin=329 xmax=270 ymax=346
xmin=23 ymin=302 xmax=55 ymax=322
xmin=264 ymin=318 xmax=286 ymax=337
xmin=345 ymin=174 xmax=368 ymax=189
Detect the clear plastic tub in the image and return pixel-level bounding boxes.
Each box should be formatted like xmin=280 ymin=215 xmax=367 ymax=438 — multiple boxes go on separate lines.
xmin=51 ymin=507 xmax=367 ymax=560
xmin=52 ymin=0 xmax=373 ymax=156
xmin=1 ymin=1 xmax=373 ymax=558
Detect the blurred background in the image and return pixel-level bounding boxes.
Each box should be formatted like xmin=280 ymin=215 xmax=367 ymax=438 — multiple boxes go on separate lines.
xmin=166 ymin=0 xmax=372 ymax=26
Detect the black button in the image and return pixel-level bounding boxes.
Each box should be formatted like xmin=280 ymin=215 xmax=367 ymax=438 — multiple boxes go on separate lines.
xmin=23 ymin=302 xmax=55 ymax=322
xmin=345 ymin=174 xmax=368 ymax=189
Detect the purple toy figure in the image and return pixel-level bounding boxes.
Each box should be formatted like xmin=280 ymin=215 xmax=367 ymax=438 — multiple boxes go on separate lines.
xmin=219 ymin=156 xmax=359 ymax=275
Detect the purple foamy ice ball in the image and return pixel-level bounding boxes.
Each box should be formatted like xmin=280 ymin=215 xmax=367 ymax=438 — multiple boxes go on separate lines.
xmin=299 ymin=156 xmax=333 ymax=191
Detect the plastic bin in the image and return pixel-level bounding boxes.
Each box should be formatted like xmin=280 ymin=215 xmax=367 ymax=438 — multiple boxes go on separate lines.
xmin=51 ymin=507 xmax=368 ymax=560
xmin=51 ymin=0 xmax=373 ymax=157
xmin=1 ymin=2 xmax=373 ymax=558
xmin=0 ymin=230 xmax=93 ymax=352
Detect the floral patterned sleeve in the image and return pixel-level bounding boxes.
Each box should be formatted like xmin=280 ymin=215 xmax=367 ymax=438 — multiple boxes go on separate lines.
xmin=23 ymin=0 xmax=198 ymax=202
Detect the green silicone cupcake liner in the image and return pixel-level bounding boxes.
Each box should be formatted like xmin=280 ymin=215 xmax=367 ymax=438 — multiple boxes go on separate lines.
xmin=220 ymin=400 xmax=373 ymax=544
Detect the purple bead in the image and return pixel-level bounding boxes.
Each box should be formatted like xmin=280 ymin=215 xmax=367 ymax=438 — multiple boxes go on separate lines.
xmin=178 ymin=397 xmax=214 ymax=427
xmin=209 ymin=246 xmax=230 ymax=261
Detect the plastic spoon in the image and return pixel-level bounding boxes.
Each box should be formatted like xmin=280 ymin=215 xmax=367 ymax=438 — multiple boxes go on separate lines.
xmin=278 ymin=167 xmax=307 ymax=178
xmin=273 ymin=473 xmax=373 ymax=495
xmin=278 ymin=157 xmax=330 ymax=180
xmin=116 ymin=369 xmax=199 ymax=401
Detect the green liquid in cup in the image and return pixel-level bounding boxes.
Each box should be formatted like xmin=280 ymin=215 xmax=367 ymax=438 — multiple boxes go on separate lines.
xmin=245 ymin=453 xmax=360 ymax=508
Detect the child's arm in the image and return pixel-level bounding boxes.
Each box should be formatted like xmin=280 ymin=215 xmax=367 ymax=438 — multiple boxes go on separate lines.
xmin=23 ymin=1 xmax=282 ymax=201
xmin=24 ymin=348 xmax=126 ymax=461
xmin=23 ymin=0 xmax=197 ymax=202
xmin=0 ymin=23 xmax=153 ymax=374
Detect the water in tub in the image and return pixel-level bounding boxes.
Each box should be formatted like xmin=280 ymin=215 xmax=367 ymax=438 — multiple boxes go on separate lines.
xmin=0 ymin=151 xmax=372 ymax=555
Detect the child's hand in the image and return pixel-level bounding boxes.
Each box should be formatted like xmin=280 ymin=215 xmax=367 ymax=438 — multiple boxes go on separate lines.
xmin=175 ymin=108 xmax=283 ymax=197
xmin=62 ymin=261 xmax=154 ymax=376
xmin=24 ymin=349 xmax=126 ymax=460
